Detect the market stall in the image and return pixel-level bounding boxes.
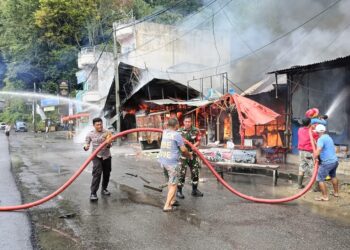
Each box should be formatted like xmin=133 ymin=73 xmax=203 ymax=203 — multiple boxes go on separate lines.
xmin=144 ymin=93 xmax=283 ymax=162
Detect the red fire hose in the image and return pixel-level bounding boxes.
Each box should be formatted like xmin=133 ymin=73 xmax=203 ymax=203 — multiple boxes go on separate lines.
xmin=0 ymin=128 xmax=318 ymax=211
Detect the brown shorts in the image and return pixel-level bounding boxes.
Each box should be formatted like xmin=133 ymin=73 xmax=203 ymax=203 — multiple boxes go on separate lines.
xmin=299 ymin=150 xmax=314 ymax=176
xmin=161 ymin=164 xmax=179 ymax=185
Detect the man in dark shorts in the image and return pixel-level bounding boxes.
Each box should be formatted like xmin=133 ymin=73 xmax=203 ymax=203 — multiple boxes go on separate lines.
xmin=313 ymin=124 xmax=339 ymax=201
xmin=158 ymin=118 xmax=192 ymax=212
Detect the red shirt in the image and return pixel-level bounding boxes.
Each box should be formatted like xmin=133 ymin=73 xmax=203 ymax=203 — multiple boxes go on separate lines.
xmin=298 ymin=127 xmax=318 ymax=152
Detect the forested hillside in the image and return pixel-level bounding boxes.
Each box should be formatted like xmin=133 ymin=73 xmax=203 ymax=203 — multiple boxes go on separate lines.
xmin=0 ymin=0 xmax=202 ymax=92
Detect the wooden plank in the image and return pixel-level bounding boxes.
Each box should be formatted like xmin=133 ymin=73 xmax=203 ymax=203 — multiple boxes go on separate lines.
xmin=213 ymin=162 xmax=279 ymax=185
xmin=213 ymin=162 xmax=280 ymax=169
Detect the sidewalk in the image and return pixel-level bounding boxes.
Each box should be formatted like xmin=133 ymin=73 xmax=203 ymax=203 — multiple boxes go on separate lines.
xmin=0 ymin=132 xmax=33 ymax=250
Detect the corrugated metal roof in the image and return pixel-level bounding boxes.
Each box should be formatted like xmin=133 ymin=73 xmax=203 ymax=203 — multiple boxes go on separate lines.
xmin=242 ymin=75 xmax=287 ymax=96
xmin=268 ymin=55 xmax=350 ymax=75
xmin=145 ymin=99 xmax=213 ymax=107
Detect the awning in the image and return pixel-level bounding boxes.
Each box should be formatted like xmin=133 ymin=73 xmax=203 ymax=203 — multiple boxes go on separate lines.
xmin=147 ymin=94 xmax=279 ymax=128
xmin=62 ymin=113 xmax=89 ymax=121
xmin=122 ymin=78 xmax=199 ymax=107
xmin=231 ymin=93 xmax=280 ymax=129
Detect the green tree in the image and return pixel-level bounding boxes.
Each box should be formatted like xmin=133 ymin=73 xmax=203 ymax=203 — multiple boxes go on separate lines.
xmin=146 ymin=0 xmax=202 ymax=24
xmin=0 ymin=0 xmax=46 ymax=91
xmin=132 ymin=0 xmax=153 ymax=19
xmin=2 ymin=78 xmax=26 ymax=91
xmin=34 ymin=0 xmax=99 ymax=47
xmin=0 ymin=98 xmax=32 ymax=124
xmin=0 ymin=0 xmax=173 ymax=123
xmin=147 ymin=0 xmax=202 ymax=15
xmin=0 ymin=0 xmax=40 ymax=61
xmin=0 ymin=0 xmax=203 ymax=95
xmin=41 ymin=80 xmax=58 ymax=94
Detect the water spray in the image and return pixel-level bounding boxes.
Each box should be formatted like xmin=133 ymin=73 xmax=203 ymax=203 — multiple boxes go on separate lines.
xmin=326 ymin=88 xmax=350 ymax=117
xmin=0 ymin=91 xmax=101 ymax=111
xmin=0 ymin=90 xmax=102 ymax=143
xmin=0 ymin=128 xmax=318 ymax=211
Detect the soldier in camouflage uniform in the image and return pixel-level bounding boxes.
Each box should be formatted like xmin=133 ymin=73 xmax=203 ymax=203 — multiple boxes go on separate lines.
xmin=177 ymin=116 xmax=203 ymax=198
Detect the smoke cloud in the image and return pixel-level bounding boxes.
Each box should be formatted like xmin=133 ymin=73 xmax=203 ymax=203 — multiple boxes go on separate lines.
xmin=120 ymin=0 xmax=350 ymax=92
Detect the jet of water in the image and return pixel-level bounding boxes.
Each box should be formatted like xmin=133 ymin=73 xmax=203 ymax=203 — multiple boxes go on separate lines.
xmin=0 ymin=91 xmax=101 ymax=111
xmin=326 ymin=88 xmax=350 ymax=117
xmin=36 ymin=104 xmax=46 ymax=120
xmin=74 ymin=124 xmax=94 ymax=144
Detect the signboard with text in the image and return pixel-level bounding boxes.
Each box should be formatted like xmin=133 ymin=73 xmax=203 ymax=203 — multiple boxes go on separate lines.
xmin=59 ymin=81 xmax=69 ymax=96
xmin=41 ymin=99 xmax=59 ymax=107
xmin=43 ymin=106 xmax=55 ymax=112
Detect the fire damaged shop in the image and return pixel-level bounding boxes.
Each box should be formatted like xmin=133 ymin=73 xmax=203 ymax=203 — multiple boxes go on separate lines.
xmin=242 ymin=77 xmax=288 ymax=158
xmin=104 ymin=62 xmax=281 ymax=145
xmin=103 ymin=62 xmax=199 ymax=141
xmin=146 ymin=93 xmax=281 ymax=146
xmin=139 ymin=92 xmax=283 ymax=164
xmin=104 ymin=63 xmax=288 ymax=165
xmin=269 ymin=55 xmax=350 ymax=157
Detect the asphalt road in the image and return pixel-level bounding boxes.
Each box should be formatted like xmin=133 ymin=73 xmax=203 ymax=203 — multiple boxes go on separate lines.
xmin=2 ymin=131 xmax=350 ymax=250
xmin=0 ymin=132 xmax=33 ymax=250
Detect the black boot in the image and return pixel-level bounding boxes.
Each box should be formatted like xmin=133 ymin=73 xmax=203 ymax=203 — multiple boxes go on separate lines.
xmin=313 ymin=181 xmax=321 ymax=192
xmin=176 ymin=186 xmax=185 ymax=199
xmin=297 ymin=175 xmax=304 ymax=189
xmin=191 ymin=184 xmax=203 ymax=197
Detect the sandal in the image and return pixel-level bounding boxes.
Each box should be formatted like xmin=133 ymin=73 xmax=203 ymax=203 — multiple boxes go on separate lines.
xmin=314 ymin=197 xmax=329 ymax=201
xmin=330 ymin=193 xmax=340 ymax=197
xmin=163 ymin=207 xmax=177 ymax=212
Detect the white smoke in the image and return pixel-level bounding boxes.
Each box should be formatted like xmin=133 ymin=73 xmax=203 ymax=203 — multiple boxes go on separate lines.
xmin=120 ymin=0 xmax=350 ymax=91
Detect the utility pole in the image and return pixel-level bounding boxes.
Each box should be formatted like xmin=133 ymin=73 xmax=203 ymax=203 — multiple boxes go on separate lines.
xmin=113 ymin=22 xmax=121 ymax=145
xmin=33 ymin=82 xmax=37 ymax=133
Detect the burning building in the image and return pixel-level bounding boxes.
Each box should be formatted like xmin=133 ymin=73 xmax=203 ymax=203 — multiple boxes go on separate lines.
xmin=269 ymin=55 xmax=350 ymax=157
xmin=101 ymin=20 xmax=282 ymax=157
xmin=103 ymin=62 xmax=200 ymax=143
xmin=242 ymin=76 xmax=288 ymax=148
xmin=146 ymin=93 xmax=280 ymax=146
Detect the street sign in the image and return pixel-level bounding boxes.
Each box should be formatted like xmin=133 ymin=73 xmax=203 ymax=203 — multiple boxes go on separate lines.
xmin=59 ymin=81 xmax=69 ymax=96
xmin=44 ymin=106 xmax=55 ymax=112
xmin=41 ymin=99 xmax=59 ymax=107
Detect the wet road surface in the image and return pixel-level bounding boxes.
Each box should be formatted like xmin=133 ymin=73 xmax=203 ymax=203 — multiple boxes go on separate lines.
xmin=0 ymin=132 xmax=33 ymax=250
xmin=3 ymin=132 xmax=350 ymax=249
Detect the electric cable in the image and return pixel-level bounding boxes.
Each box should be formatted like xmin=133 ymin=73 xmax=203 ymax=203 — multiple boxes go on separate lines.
xmin=211 ymin=14 xmax=221 ymax=74
xmin=137 ymin=0 xmax=342 ymax=74
xmin=82 ymin=0 xmax=188 ymax=85
xmin=240 ymin=3 xmax=338 ymax=91
xmin=222 ymin=9 xmax=258 ymax=58
xmin=122 ymin=0 xmax=234 ymax=60
xmin=315 ymin=21 xmax=350 ymax=59
xmin=118 ymin=0 xmax=219 ymax=58
xmin=224 ymin=75 xmax=245 ymax=93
